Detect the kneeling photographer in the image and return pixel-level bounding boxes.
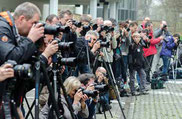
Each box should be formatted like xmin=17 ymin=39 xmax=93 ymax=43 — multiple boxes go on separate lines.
xmin=160 ymin=34 xmax=180 ymax=81
xmin=95 ymin=67 xmax=111 ymax=112
xmin=78 ymin=73 xmax=99 ymax=119
xmin=40 ymin=76 xmax=89 ymax=119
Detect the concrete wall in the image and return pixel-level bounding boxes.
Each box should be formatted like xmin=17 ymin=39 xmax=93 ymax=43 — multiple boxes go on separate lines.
xmin=0 ymin=0 xmax=45 ymax=19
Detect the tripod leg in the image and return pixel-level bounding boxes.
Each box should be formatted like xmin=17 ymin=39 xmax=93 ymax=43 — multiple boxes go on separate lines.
xmin=103 ymin=111 xmax=107 ymax=119
xmin=11 ymin=100 xmax=20 ymax=119
xmin=35 ymin=61 xmax=41 ymax=119
xmin=25 ymin=100 xmax=35 ymax=119
xmin=24 ymin=97 xmax=34 ymax=119
xmin=108 ymin=109 xmax=113 ymax=118
xmin=102 ymin=58 xmax=126 ymax=119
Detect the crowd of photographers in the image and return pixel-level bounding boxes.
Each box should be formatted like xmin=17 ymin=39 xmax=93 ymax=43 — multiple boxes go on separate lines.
xmin=0 ymin=2 xmax=181 ymax=119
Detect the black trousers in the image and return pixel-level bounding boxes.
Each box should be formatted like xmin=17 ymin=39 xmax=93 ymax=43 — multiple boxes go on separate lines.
xmin=145 ymin=55 xmax=154 ymax=82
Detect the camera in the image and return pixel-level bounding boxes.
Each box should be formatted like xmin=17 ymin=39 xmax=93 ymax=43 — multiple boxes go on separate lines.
xmin=72 ymin=20 xmax=82 ymax=28
xmin=43 ymin=23 xmax=70 ymax=35
xmin=80 ymin=25 xmax=91 ymax=36
xmin=53 ymin=38 xmax=75 ymax=51
xmin=77 ymin=87 xmax=99 ymax=98
xmin=92 ymin=24 xmax=98 ymax=31
xmin=100 ymin=25 xmax=114 ymax=33
xmin=163 ymin=25 xmax=167 ymax=29
xmin=100 ymin=25 xmax=108 ymax=32
xmin=106 ymin=26 xmax=114 ymax=33
xmin=58 ymin=41 xmax=74 ymax=51
xmin=5 ymin=60 xmax=33 ymax=79
xmin=58 ymin=57 xmax=77 ymax=67
xmin=97 ymin=40 xmax=110 ymax=47
xmin=94 ymin=84 xmax=108 ymax=92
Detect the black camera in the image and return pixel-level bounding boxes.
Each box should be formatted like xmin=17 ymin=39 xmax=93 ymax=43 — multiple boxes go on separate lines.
xmin=53 ymin=38 xmax=75 ymax=51
xmin=72 ymin=20 xmax=82 ymax=28
xmin=94 ymin=84 xmax=108 ymax=92
xmin=44 ymin=23 xmax=70 ymax=35
xmin=163 ymin=25 xmax=167 ymax=29
xmin=59 ymin=57 xmax=77 ymax=67
xmin=77 ymin=87 xmax=99 ymax=98
xmin=100 ymin=26 xmax=114 ymax=33
xmin=100 ymin=25 xmax=108 ymax=32
xmin=80 ymin=25 xmax=91 ymax=36
xmin=6 ymin=60 xmax=33 ymax=79
xmin=126 ymin=28 xmax=130 ymax=32
xmin=91 ymin=24 xmax=98 ymax=31
xmin=97 ymin=40 xmax=110 ymax=47
xmin=58 ymin=41 xmax=74 ymax=51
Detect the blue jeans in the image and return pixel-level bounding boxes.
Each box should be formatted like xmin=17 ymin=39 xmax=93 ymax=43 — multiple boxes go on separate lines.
xmin=123 ymin=55 xmax=128 ymax=72
xmin=161 ymin=55 xmax=170 ymax=75
xmin=100 ymin=92 xmax=109 ymax=105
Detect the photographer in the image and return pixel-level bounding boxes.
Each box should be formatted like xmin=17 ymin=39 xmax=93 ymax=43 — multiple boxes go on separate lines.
xmin=152 ymin=21 xmax=171 ymax=73
xmin=78 ymin=73 xmax=99 ymax=119
xmin=142 ymin=22 xmax=164 ymax=83
xmin=95 ymin=67 xmax=111 ymax=112
xmin=40 ymin=76 xmax=89 ymax=119
xmin=160 ymin=34 xmax=179 ymax=80
xmin=128 ymin=32 xmax=149 ymax=95
xmin=113 ymin=21 xmax=129 ymax=81
xmin=74 ymin=30 xmax=101 ymax=76
xmin=97 ymin=20 xmax=117 ymax=74
xmin=0 ymin=64 xmax=14 ymax=82
xmin=0 ymin=2 xmax=44 ymax=64
xmin=0 ymin=2 xmax=44 ymax=117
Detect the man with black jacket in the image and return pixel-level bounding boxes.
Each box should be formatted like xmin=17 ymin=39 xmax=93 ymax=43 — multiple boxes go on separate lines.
xmin=128 ymin=32 xmax=149 ymax=95
xmin=0 ymin=2 xmax=44 ymax=118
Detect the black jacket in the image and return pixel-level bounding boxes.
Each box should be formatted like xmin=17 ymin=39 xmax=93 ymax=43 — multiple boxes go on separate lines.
xmin=128 ymin=42 xmax=147 ymax=70
xmin=75 ymin=37 xmax=95 ymax=65
xmin=0 ymin=11 xmax=38 ymax=107
xmin=0 ymin=11 xmax=37 ymax=65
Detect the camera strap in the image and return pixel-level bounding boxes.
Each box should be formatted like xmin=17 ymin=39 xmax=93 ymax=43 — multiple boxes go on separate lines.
xmin=2 ymin=94 xmax=12 ymax=119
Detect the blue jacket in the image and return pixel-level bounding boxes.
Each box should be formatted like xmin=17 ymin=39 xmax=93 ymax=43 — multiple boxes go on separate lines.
xmin=160 ymin=36 xmax=176 ymax=57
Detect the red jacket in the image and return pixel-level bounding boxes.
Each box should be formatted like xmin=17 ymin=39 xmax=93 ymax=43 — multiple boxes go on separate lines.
xmin=143 ymin=32 xmax=161 ymax=57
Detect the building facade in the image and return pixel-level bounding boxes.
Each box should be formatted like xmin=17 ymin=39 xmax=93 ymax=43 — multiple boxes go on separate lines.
xmin=0 ymin=0 xmax=138 ymax=21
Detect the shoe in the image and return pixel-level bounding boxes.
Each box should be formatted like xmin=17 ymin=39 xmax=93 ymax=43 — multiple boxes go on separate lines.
xmin=140 ymin=90 xmax=149 ymax=95
xmin=131 ymin=92 xmax=140 ymax=96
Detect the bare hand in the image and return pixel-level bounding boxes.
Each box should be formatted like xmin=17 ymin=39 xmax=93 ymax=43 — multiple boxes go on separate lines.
xmin=91 ymin=41 xmax=101 ymax=53
xmin=0 ymin=64 xmax=14 ymax=82
xmin=86 ymin=84 xmax=95 ymax=91
xmin=159 ymin=36 xmax=164 ymax=40
xmin=42 ymin=40 xmax=58 ymax=59
xmin=28 ymin=23 xmax=44 ymax=43
xmin=73 ymin=89 xmax=83 ymax=104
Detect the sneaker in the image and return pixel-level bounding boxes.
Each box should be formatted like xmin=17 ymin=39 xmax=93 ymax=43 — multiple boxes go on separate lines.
xmin=140 ymin=90 xmax=149 ymax=95
xmin=131 ymin=92 xmax=140 ymax=96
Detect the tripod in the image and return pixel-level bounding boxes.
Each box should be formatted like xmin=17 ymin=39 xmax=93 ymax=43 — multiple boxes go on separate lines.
xmin=25 ymin=61 xmax=64 ymax=119
xmin=171 ymin=46 xmax=182 ymax=80
xmin=2 ymin=78 xmax=20 ymax=119
xmin=94 ymin=48 xmax=126 ymax=119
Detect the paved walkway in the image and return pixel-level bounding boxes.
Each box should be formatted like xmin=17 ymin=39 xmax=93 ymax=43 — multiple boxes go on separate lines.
xmin=24 ymin=79 xmax=182 ymax=119
xmin=97 ymin=79 xmax=182 ymax=119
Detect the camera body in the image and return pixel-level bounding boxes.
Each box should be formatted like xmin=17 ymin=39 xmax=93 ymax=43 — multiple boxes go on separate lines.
xmin=77 ymin=87 xmax=99 ymax=98
xmin=43 ymin=23 xmax=70 ymax=35
xmin=5 ymin=60 xmax=33 ymax=79
xmin=94 ymin=84 xmax=108 ymax=92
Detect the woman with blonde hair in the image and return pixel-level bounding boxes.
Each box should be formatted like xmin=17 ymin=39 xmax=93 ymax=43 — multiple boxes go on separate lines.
xmin=40 ymin=76 xmax=89 ymax=119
